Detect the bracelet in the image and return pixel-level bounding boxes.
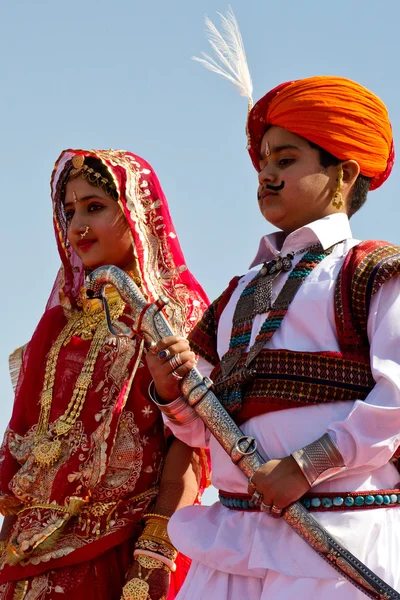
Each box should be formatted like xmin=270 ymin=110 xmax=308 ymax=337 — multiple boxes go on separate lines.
xmin=135 ymin=536 xmax=177 ymax=561
xmin=134 ymin=548 xmax=177 ymax=572
xmin=291 ymin=433 xmax=346 ymax=487
xmin=148 ymin=381 xmax=199 ymax=425
xmin=143 ymin=513 xmax=169 ymax=522
xmin=140 ymin=520 xmax=170 ymax=544
xmin=137 ymin=515 xmax=177 ymax=561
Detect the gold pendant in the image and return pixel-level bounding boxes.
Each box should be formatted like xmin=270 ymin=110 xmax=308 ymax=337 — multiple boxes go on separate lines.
xmin=54 ymin=420 xmax=71 ymax=436
xmin=33 ymin=439 xmax=62 ymax=467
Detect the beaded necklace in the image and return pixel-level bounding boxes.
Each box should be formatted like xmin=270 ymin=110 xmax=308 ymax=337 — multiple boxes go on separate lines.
xmin=216 ymin=244 xmax=335 ymax=412
xmin=32 ymin=279 xmax=138 ymax=468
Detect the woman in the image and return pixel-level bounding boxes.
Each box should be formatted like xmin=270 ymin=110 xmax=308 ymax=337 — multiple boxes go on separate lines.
xmin=0 ymin=149 xmax=209 ymax=599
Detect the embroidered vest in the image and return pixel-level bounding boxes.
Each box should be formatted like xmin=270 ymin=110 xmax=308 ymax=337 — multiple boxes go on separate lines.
xmin=189 ymin=241 xmax=400 ymax=448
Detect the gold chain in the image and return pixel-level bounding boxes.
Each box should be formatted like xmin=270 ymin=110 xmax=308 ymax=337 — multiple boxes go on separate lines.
xmin=33 ymin=285 xmax=127 ymax=467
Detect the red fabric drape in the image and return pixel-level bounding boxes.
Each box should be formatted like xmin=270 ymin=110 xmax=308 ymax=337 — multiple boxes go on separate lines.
xmin=0 ymin=150 xmax=210 ymax=597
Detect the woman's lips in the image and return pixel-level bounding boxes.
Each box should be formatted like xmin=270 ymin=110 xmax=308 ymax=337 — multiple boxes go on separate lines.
xmin=76 ymin=239 xmax=97 ymax=252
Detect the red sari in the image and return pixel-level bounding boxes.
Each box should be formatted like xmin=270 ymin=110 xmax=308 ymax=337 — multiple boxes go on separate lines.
xmin=0 ymin=150 xmax=209 ymax=599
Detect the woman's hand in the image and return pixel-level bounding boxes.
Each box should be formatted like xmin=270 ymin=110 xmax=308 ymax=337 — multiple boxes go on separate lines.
xmin=146 ymin=336 xmax=196 ymax=402
xmin=248 ymin=456 xmax=310 ymax=517
xmin=122 ymin=556 xmax=171 ymax=600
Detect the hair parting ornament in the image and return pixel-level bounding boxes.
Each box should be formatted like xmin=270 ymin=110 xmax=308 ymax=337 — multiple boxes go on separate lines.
xmin=68 ymin=154 xmax=118 ymax=199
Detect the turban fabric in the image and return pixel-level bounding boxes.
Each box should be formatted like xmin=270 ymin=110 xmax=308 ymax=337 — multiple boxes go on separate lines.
xmin=247 ymin=76 xmax=394 ymax=190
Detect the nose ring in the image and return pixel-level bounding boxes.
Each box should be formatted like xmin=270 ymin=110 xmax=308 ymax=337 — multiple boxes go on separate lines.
xmin=81 ymin=226 xmax=90 ymax=239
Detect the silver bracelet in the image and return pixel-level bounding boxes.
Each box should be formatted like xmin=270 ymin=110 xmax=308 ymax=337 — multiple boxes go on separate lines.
xmin=291 ymin=433 xmax=345 ymax=487
xmin=148 ymin=381 xmax=199 ymax=426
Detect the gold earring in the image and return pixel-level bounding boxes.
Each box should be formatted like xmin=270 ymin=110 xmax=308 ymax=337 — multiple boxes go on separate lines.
xmin=332 ymin=164 xmax=344 ymax=210
xmin=80 ymin=226 xmax=89 ymax=239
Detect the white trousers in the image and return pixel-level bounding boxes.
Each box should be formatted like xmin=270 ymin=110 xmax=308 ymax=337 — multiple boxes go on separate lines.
xmin=177 ymin=560 xmax=367 ymax=600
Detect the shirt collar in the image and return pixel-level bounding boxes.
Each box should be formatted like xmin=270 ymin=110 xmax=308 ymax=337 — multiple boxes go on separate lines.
xmin=249 ymin=213 xmax=353 ymax=268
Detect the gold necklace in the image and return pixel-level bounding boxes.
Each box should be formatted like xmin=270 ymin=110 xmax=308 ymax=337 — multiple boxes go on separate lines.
xmin=33 ymin=283 xmax=128 ymax=468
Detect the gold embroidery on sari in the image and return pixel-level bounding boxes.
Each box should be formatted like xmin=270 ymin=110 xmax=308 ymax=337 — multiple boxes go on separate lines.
xmin=8 ymin=423 xmax=86 ymax=506
xmin=100 ymin=412 xmax=143 ymax=492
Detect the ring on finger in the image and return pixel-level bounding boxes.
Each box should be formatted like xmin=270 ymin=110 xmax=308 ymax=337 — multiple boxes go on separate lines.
xmin=260 ymin=502 xmax=272 ymax=514
xmin=149 ymin=342 xmax=159 ymax=355
xmin=250 ymin=490 xmax=262 ymax=507
xmin=158 ymin=349 xmax=171 ymax=361
xmin=169 ymin=353 xmax=183 ymax=370
xmin=271 ymin=505 xmax=283 ymax=519
xmin=171 ymin=370 xmax=183 ymax=381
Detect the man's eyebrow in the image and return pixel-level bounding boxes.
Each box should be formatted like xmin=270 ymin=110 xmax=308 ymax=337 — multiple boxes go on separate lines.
xmin=259 ymin=144 xmax=300 ymax=161
xmin=63 ymin=193 xmax=105 ymax=208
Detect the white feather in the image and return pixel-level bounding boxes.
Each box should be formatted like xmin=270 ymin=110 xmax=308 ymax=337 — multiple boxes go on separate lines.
xmin=193 ymin=7 xmax=253 ymax=104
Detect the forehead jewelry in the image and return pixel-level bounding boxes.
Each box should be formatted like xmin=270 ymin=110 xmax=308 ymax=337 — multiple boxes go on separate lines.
xmin=81 ymin=226 xmax=89 ymax=239
xmin=264 ymin=141 xmax=271 ymax=157
xmin=72 ymin=191 xmax=79 ymax=203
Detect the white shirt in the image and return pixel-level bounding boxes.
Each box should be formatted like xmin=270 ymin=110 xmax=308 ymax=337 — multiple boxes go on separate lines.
xmin=166 ymin=213 xmax=400 ymax=583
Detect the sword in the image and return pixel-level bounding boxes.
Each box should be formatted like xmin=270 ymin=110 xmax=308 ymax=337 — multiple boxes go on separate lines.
xmin=86 ymin=266 xmax=400 ymax=600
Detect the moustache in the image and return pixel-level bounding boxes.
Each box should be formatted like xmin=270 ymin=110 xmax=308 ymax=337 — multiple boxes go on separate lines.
xmin=258 ymin=181 xmax=285 ymax=201
xmin=265 ymin=181 xmax=285 ymax=191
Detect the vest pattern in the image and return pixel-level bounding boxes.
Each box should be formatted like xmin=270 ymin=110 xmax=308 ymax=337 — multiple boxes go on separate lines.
xmin=189 ymin=241 xmax=400 ymax=465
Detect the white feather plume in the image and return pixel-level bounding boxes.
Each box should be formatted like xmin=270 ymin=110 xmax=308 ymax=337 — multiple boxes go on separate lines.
xmin=193 ymin=7 xmax=253 ymax=104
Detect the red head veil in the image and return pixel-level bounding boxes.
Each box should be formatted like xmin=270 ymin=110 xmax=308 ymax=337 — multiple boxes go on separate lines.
xmin=50 ymin=149 xmax=208 ymax=333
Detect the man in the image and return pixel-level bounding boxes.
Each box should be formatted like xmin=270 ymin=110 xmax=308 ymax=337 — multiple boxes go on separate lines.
xmin=146 ymin=76 xmax=400 ymax=598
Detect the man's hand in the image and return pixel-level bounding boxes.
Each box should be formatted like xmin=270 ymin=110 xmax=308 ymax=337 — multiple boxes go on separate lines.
xmin=146 ymin=336 xmax=196 ymax=402
xmin=248 ymin=456 xmax=311 ymax=515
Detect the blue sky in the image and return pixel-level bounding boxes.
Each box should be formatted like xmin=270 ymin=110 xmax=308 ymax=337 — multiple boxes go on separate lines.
xmin=1 ymin=0 xmax=399 ymax=505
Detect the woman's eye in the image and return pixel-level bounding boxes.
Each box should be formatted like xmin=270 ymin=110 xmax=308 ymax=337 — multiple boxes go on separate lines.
xmin=65 ymin=211 xmax=74 ymax=222
xmin=88 ymin=203 xmax=104 ymax=212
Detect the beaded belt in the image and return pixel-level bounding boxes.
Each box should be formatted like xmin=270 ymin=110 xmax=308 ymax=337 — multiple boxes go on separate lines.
xmin=219 ymin=489 xmax=400 ymax=512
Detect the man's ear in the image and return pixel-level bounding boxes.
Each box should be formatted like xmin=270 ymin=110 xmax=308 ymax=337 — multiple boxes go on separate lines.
xmin=342 ymin=159 xmax=360 ymax=191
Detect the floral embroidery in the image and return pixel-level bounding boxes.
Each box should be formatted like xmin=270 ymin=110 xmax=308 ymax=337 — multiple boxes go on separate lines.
xmin=141 ymin=406 xmax=153 ymax=418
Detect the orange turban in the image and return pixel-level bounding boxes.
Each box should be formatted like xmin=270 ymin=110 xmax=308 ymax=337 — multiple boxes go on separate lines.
xmin=247 ymin=76 xmax=394 ymax=190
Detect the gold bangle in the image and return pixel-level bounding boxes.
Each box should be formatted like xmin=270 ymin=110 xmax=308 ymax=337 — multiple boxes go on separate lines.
xmin=142 ymin=513 xmax=169 ymax=522
xmin=141 ymin=521 xmax=170 ymax=543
